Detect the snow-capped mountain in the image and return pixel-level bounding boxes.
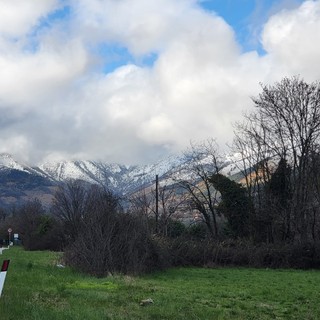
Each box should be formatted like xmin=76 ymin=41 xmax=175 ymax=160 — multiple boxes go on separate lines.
xmin=36 ymin=154 xmax=189 ymax=193
xmin=0 ymin=152 xmax=242 ymax=208
xmin=0 ymin=153 xmax=190 ymax=207
xmin=0 ymin=153 xmax=26 ymax=171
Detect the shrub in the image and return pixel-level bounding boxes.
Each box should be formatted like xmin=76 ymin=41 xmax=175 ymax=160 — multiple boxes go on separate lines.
xmin=165 ymin=237 xmax=320 ymax=269
xmin=186 ymin=223 xmax=208 ymax=240
xmin=64 ymin=187 xmax=170 ymax=277
xmin=166 ymin=220 xmax=186 ymax=238
xmin=12 ymin=200 xmax=64 ymax=251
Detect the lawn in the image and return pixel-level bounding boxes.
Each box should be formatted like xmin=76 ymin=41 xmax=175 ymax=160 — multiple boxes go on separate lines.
xmin=1 ymin=246 xmax=320 ymax=319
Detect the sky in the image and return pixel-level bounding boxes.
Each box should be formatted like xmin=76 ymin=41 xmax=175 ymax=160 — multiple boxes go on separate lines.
xmin=0 ymin=0 xmax=319 ymax=165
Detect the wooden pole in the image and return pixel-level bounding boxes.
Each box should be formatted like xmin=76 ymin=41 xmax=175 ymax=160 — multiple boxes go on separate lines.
xmin=155 ymin=174 xmax=159 ymax=233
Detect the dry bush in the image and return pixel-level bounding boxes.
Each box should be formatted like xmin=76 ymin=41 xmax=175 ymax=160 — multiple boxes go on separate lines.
xmin=64 ymin=186 xmax=168 ymax=276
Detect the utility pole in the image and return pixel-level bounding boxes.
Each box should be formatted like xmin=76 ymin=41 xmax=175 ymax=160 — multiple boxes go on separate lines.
xmin=155 ymin=174 xmax=159 ymax=233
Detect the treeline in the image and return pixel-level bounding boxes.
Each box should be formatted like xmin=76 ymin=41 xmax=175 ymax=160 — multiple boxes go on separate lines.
xmin=233 ymin=76 xmax=320 ymax=244
xmin=2 ymin=76 xmax=320 ymax=275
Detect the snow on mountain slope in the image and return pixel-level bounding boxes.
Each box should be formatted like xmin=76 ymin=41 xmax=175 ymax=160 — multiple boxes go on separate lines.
xmin=0 ymin=152 xmax=244 ymax=200
xmin=39 ymin=160 xmax=104 ymax=183
xmin=220 ymin=153 xmax=246 ymax=178
xmin=0 ymin=153 xmax=28 ymax=171
xmin=37 ymin=154 xmax=189 ymax=194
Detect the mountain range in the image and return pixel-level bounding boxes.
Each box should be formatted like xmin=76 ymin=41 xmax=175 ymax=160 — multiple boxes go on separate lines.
xmin=0 ymin=153 xmax=242 ymax=209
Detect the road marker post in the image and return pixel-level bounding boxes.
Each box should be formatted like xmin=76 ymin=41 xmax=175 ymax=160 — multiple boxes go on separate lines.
xmin=0 ymin=260 xmax=10 ymax=297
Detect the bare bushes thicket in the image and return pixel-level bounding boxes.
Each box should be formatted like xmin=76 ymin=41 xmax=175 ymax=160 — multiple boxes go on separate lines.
xmin=165 ymin=237 xmax=320 ymax=269
xmin=65 ymin=212 xmax=169 ymax=277
xmin=60 ymin=183 xmax=169 ymax=277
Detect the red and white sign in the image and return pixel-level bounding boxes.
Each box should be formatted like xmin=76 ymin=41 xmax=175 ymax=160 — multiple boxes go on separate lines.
xmin=7 ymin=228 xmax=12 ymax=233
xmin=0 ymin=260 xmax=10 ymax=297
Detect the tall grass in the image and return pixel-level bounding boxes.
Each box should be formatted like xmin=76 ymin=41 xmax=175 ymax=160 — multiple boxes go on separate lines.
xmin=1 ymin=247 xmax=320 ymax=319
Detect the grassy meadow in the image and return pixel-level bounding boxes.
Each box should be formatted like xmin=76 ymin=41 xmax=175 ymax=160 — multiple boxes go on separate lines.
xmin=1 ymin=247 xmax=320 ymax=319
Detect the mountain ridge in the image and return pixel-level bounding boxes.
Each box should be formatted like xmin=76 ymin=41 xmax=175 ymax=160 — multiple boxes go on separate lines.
xmin=0 ymin=153 xmax=242 ymax=208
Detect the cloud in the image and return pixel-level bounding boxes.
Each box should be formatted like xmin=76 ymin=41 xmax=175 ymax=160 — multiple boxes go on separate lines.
xmin=0 ymin=0 xmax=320 ymax=165
xmin=262 ymin=0 xmax=320 ymax=80
xmin=70 ymin=0 xmax=202 ymax=55
xmin=0 ymin=38 xmax=88 ymax=113
xmin=0 ymin=0 xmax=59 ymax=38
xmin=244 ymin=0 xmax=303 ymax=49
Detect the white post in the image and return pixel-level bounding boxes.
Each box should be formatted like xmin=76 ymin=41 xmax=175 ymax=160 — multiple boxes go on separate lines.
xmin=0 ymin=260 xmax=10 ymax=297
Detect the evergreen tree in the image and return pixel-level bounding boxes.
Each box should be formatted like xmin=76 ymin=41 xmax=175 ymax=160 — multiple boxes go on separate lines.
xmin=268 ymin=158 xmax=292 ymax=207
xmin=266 ymin=157 xmax=292 ymax=240
xmin=210 ymin=173 xmax=251 ymax=238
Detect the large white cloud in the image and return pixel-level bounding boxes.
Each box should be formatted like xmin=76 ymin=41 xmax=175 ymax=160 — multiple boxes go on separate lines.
xmin=71 ymin=0 xmax=202 ymax=55
xmin=0 ymin=0 xmax=59 ymax=38
xmin=262 ymin=0 xmax=320 ymax=80
xmin=0 ymin=0 xmax=320 ymax=164
xmin=0 ymin=38 xmax=88 ymax=112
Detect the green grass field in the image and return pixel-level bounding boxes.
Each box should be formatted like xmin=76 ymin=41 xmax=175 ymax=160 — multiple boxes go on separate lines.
xmin=1 ymin=247 xmax=320 ymax=319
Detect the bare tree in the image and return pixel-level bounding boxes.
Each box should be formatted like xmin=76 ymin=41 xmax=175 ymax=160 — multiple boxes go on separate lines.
xmin=128 ymin=181 xmax=188 ymax=236
xmin=234 ymin=77 xmax=320 ymax=242
xmin=129 ymin=190 xmax=152 ymax=217
xmin=174 ymin=140 xmax=222 ymax=238
xmin=233 ymin=116 xmax=276 ymax=242
xmin=51 ymin=179 xmax=88 ymax=240
xmin=155 ymin=183 xmax=189 ymax=236
xmin=307 ymin=150 xmax=320 ymax=241
xmin=0 ymin=208 xmax=6 ymax=222
xmin=14 ymin=199 xmax=63 ymax=251
xmin=63 ymin=185 xmax=164 ymax=276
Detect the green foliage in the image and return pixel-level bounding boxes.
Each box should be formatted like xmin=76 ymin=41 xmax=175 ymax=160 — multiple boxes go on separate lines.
xmin=186 ymin=223 xmax=208 ymax=239
xmin=210 ymin=173 xmax=251 ymax=238
xmin=166 ymin=219 xmax=186 ymax=238
xmin=6 ymin=200 xmax=64 ymax=251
